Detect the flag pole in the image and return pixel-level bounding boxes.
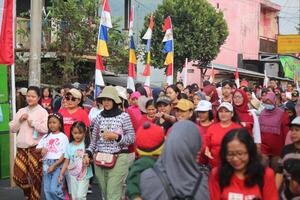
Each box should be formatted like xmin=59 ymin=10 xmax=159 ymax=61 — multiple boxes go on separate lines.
xmin=10 ymin=0 xmax=17 ymax=187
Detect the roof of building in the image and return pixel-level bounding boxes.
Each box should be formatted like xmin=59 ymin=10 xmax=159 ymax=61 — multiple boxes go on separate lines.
xmin=261 ymin=0 xmax=281 ymax=11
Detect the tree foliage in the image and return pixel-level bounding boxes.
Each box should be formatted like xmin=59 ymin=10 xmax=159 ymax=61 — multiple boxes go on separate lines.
xmin=140 ymin=0 xmax=228 ymax=73
xmin=41 ymin=0 xmax=128 ymax=83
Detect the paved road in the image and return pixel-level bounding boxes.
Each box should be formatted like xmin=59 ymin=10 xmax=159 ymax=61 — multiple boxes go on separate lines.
xmin=0 ymin=179 xmax=103 ymax=200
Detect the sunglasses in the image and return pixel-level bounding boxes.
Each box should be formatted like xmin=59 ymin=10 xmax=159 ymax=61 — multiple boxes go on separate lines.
xmin=65 ymin=95 xmax=77 ymax=102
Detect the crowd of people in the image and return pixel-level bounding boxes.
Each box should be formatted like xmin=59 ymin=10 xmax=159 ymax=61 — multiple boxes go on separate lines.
xmin=9 ymin=78 xmax=300 ymax=200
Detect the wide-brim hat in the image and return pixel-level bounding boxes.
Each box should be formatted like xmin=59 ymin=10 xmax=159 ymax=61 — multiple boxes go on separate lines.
xmin=115 ymin=86 xmax=128 ymax=100
xmin=97 ymin=86 xmax=121 ymax=104
xmin=250 ymin=98 xmax=261 ymax=110
xmin=138 ymin=96 xmax=151 ymax=113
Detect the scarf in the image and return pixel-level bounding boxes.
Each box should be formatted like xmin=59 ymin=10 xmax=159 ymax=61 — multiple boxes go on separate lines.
xmin=233 ymin=89 xmax=253 ymax=123
xmin=259 ymin=92 xmax=284 ymax=134
xmin=101 ymin=103 xmax=122 ymax=118
xmin=154 ymin=120 xmax=203 ymax=196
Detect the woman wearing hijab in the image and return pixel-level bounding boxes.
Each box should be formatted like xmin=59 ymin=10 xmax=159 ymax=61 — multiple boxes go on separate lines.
xmin=232 ymin=89 xmax=261 ymax=147
xmin=139 ymin=120 xmax=209 ymax=200
xmin=84 ymin=86 xmax=135 ymax=200
xmin=259 ymin=92 xmax=289 ymax=169
xmin=202 ymin=84 xmax=219 ymax=113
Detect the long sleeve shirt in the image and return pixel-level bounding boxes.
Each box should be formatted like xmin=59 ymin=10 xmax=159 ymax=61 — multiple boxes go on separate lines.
xmin=9 ymin=105 xmax=48 ymax=148
xmin=87 ymin=112 xmax=135 ymax=154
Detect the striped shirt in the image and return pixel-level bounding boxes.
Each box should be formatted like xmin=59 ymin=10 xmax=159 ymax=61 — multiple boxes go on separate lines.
xmin=87 ymin=112 xmax=134 ymax=154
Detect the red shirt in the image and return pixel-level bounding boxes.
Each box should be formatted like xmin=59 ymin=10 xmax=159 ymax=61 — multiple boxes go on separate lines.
xmin=59 ymin=108 xmax=90 ymax=139
xmin=260 ymin=112 xmax=289 ymax=156
xmin=206 ymin=122 xmax=241 ymax=168
xmin=41 ymin=98 xmax=53 ymax=113
xmin=209 ymin=167 xmax=279 ymax=200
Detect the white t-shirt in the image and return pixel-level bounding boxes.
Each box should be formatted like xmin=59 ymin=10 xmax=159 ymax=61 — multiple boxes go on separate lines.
xmin=37 ymin=132 xmax=69 ymax=159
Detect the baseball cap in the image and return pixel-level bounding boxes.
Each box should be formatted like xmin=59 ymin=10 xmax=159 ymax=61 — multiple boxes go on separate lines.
xmin=217 ymin=102 xmax=233 ymax=112
xmin=289 ymin=116 xmax=300 ymax=127
xmin=175 ymin=99 xmax=194 ymax=111
xmin=195 ymin=100 xmax=212 ymax=112
xmin=292 ymin=90 xmax=299 ymax=97
xmin=156 ymin=95 xmax=171 ymax=105
xmin=66 ymin=88 xmax=82 ymax=99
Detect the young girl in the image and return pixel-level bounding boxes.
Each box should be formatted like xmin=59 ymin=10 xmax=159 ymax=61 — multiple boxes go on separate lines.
xmin=59 ymin=121 xmax=92 ymax=200
xmin=36 ymin=113 xmax=69 ymax=200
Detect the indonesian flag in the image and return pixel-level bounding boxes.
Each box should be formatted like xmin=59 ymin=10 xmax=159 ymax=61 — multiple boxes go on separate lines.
xmin=0 ymin=0 xmax=14 ymax=64
xmin=95 ymin=0 xmax=112 ymax=97
xmin=127 ymin=6 xmax=136 ymax=91
xmin=142 ymin=15 xmax=154 ymax=87
xmin=209 ymin=64 xmax=215 ymax=84
xmin=235 ymin=67 xmax=240 ymax=88
xmin=162 ymin=16 xmax=173 ymax=85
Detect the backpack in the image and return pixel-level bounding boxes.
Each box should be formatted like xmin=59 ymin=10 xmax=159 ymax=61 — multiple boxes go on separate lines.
xmin=152 ymin=165 xmax=203 ymax=200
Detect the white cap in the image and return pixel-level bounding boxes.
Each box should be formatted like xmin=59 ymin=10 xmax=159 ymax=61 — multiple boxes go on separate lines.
xmin=217 ymin=102 xmax=233 ymax=112
xmin=195 ymin=100 xmax=212 ymax=112
xmin=290 ymin=116 xmax=300 ymax=126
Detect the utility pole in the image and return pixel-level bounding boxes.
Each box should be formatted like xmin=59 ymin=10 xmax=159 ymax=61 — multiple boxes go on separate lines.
xmin=28 ymin=0 xmax=42 ymax=86
xmin=299 ymin=0 xmax=300 ymax=34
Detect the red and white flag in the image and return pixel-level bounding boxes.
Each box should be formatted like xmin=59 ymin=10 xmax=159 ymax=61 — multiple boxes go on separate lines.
xmin=182 ymin=58 xmax=188 ymax=87
xmin=263 ymin=69 xmax=269 ymax=88
xmin=0 ymin=0 xmax=14 ymax=64
xmin=235 ymin=67 xmax=240 ymax=88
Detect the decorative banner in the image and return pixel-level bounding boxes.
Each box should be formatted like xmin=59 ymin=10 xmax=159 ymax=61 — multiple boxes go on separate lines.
xmin=127 ymin=6 xmax=136 ymax=91
xmin=162 ymin=16 xmax=173 ymax=85
xmin=278 ymin=35 xmax=300 ymax=54
xmin=94 ymin=0 xmax=112 ymax=97
xmin=280 ymin=55 xmax=300 ymax=81
xmin=142 ymin=15 xmax=154 ymax=87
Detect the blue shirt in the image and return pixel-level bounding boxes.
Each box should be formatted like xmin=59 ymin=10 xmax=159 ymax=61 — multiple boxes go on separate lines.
xmin=65 ymin=141 xmax=93 ymax=180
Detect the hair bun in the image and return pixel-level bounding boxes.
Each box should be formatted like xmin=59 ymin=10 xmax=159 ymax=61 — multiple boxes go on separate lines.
xmin=143 ymin=122 xmax=151 ymax=129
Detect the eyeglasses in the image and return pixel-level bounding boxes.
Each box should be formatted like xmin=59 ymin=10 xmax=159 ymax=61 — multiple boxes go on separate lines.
xmin=64 ymin=95 xmax=77 ymax=102
xmin=233 ymin=95 xmax=243 ymax=99
xmin=226 ymin=151 xmax=248 ymax=160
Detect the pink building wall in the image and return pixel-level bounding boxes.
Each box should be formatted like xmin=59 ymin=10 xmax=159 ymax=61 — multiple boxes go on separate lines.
xmin=208 ymin=0 xmax=261 ymax=68
xmin=178 ymin=0 xmax=280 ymax=87
xmin=260 ymin=1 xmax=280 ymax=40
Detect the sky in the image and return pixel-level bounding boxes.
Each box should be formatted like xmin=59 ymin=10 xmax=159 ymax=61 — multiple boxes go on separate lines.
xmin=271 ymin=0 xmax=299 ymax=34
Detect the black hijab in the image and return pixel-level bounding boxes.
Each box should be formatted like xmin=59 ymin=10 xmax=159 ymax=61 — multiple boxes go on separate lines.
xmin=101 ymin=101 xmax=122 ymax=118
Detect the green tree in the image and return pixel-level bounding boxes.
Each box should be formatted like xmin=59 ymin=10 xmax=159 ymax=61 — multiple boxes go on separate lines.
xmin=140 ymin=0 xmax=228 ymax=73
xmin=45 ymin=0 xmax=128 ymax=83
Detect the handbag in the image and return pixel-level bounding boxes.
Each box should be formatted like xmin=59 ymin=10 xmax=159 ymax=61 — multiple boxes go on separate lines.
xmin=93 ymin=152 xmax=118 ymax=168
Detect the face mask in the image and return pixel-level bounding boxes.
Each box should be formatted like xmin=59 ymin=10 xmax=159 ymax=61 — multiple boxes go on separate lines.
xmin=263 ymin=103 xmax=275 ymax=111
